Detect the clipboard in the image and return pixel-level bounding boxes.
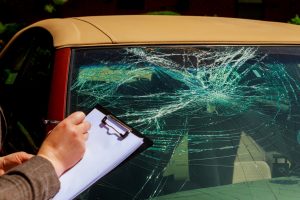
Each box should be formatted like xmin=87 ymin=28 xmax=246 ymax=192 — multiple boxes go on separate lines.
xmin=52 ymin=105 xmax=153 ymax=200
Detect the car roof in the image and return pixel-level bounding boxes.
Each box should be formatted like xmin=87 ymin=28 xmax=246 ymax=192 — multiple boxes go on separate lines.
xmin=13 ymin=15 xmax=300 ymax=48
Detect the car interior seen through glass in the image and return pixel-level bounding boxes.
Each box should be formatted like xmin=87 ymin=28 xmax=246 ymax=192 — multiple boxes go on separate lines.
xmin=69 ymin=46 xmax=300 ymax=200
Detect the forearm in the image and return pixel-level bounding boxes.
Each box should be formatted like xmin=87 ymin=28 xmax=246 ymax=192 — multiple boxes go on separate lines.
xmin=0 ymin=156 xmax=60 ymax=200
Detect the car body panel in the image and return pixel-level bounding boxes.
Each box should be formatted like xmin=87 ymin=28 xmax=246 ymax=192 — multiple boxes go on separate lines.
xmin=2 ymin=16 xmax=300 ymax=52
xmin=48 ymin=48 xmax=71 ymax=122
xmin=73 ymin=16 xmax=300 ymax=45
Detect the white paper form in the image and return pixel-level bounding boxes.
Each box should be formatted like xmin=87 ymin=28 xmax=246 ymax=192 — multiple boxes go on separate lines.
xmin=53 ymin=108 xmax=144 ymax=200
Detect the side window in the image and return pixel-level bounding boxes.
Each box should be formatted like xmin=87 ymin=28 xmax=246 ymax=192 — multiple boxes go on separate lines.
xmin=0 ymin=28 xmax=54 ymax=154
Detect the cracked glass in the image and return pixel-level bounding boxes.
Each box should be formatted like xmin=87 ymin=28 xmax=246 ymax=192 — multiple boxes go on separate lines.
xmin=69 ymin=46 xmax=300 ymax=200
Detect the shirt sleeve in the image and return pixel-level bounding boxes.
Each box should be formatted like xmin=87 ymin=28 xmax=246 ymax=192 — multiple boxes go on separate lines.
xmin=0 ymin=156 xmax=60 ymax=200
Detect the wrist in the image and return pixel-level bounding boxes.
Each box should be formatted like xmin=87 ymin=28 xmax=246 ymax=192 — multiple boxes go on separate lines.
xmin=37 ymin=153 xmax=65 ymax=177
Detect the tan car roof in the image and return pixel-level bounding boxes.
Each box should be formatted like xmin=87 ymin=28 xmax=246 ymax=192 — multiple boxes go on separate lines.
xmin=20 ymin=15 xmax=300 ymax=47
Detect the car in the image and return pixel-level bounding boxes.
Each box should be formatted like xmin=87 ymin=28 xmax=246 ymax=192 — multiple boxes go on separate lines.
xmin=1 ymin=15 xmax=300 ymax=200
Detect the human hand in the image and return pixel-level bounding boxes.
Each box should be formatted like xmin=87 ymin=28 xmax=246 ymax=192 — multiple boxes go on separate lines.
xmin=0 ymin=151 xmax=33 ymax=175
xmin=37 ymin=112 xmax=91 ymax=177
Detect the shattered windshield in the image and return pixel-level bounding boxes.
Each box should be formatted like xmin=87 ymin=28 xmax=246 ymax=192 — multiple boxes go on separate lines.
xmin=69 ymin=46 xmax=300 ymax=200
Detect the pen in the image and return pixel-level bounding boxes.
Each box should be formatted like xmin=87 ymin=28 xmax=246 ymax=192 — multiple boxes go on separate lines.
xmin=43 ymin=119 xmax=61 ymax=125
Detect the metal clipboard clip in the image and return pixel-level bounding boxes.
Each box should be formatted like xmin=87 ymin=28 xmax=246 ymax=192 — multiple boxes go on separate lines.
xmin=101 ymin=114 xmax=131 ymax=139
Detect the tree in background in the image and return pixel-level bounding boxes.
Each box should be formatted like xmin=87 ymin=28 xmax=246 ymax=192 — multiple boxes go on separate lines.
xmin=289 ymin=14 xmax=300 ymax=25
xmin=44 ymin=0 xmax=69 ymax=14
xmin=145 ymin=11 xmax=180 ymax=16
xmin=0 ymin=21 xmax=23 ymax=50
xmin=0 ymin=0 xmax=69 ymax=49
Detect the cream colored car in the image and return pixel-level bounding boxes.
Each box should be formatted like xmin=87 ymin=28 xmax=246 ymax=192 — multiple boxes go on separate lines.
xmin=1 ymin=15 xmax=300 ymax=199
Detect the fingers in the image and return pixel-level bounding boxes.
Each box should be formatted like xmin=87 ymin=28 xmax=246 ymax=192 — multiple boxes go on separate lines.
xmin=0 ymin=152 xmax=33 ymax=174
xmin=65 ymin=111 xmax=86 ymax=125
xmin=61 ymin=111 xmax=90 ymax=139
xmin=14 ymin=152 xmax=34 ymax=163
xmin=50 ymin=112 xmax=90 ymax=139
xmin=77 ymin=121 xmax=91 ymax=135
xmin=38 ymin=111 xmax=91 ymax=176
xmin=82 ymin=130 xmax=89 ymax=141
xmin=7 ymin=152 xmax=33 ymax=164
xmin=64 ymin=112 xmax=91 ymax=139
